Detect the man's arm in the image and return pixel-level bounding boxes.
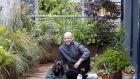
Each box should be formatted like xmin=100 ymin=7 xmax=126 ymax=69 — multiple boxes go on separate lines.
xmin=78 ymin=45 xmax=90 ymax=60
xmin=58 ymin=48 xmax=66 ymax=65
xmin=74 ymin=57 xmax=84 ymax=69
xmin=74 ymin=44 xmax=90 ymax=69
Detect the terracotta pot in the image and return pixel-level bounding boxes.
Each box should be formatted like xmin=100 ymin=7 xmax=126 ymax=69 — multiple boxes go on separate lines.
xmin=112 ymin=71 xmax=122 ymax=79
xmin=102 ymin=74 xmax=111 ymax=79
xmin=122 ymin=71 xmax=134 ymax=79
xmin=98 ymin=73 xmax=113 ymax=79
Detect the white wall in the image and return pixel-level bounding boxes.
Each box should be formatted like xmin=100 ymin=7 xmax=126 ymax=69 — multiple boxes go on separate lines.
xmin=0 ymin=0 xmax=21 ymax=32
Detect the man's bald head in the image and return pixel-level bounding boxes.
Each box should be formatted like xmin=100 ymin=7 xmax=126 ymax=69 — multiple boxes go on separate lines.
xmin=63 ymin=32 xmax=73 ymax=45
xmin=64 ymin=32 xmax=73 ymax=38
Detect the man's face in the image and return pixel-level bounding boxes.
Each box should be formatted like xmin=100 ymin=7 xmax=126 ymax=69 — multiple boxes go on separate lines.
xmin=63 ymin=34 xmax=73 ymax=45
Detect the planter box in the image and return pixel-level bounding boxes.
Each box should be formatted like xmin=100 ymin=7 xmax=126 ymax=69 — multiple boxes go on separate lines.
xmin=0 ymin=68 xmax=17 ymax=79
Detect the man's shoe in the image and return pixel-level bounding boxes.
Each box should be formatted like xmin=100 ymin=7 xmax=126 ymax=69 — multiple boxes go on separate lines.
xmin=77 ymin=74 xmax=82 ymax=79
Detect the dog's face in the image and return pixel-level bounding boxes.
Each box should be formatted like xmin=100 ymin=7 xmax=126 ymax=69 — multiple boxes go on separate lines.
xmin=52 ymin=59 xmax=64 ymax=76
xmin=55 ymin=60 xmax=62 ymax=66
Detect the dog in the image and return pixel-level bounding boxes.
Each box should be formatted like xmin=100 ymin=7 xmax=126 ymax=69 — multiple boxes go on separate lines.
xmin=52 ymin=59 xmax=64 ymax=77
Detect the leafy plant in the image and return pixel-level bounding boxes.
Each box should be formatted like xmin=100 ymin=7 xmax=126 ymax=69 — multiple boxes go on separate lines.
xmin=84 ymin=0 xmax=120 ymax=46
xmin=93 ymin=48 xmax=131 ymax=71
xmin=97 ymin=63 xmax=114 ymax=74
xmin=0 ymin=26 xmax=17 ymax=77
xmin=0 ymin=46 xmax=17 ymax=79
xmin=0 ymin=26 xmax=10 ymax=50
xmin=123 ymin=65 xmax=135 ymax=74
xmin=34 ymin=16 xmax=100 ymax=45
xmin=74 ymin=23 xmax=98 ymax=45
xmin=39 ymin=0 xmax=81 ymax=15
xmin=37 ymin=0 xmax=121 ymax=46
xmin=111 ymin=24 xmax=127 ymax=52
xmin=9 ymin=31 xmax=45 ymax=74
xmin=0 ymin=46 xmax=15 ymax=67
xmin=96 ymin=63 xmax=115 ymax=79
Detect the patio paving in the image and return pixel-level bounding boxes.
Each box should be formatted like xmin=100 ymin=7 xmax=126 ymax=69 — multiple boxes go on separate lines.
xmin=18 ymin=63 xmax=100 ymax=79
xmin=18 ymin=63 xmax=53 ymax=79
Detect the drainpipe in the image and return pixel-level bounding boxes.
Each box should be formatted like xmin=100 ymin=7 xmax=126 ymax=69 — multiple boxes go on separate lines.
xmin=121 ymin=0 xmax=123 ymax=21
xmin=132 ymin=0 xmax=139 ymax=78
xmin=137 ymin=0 xmax=140 ymax=78
xmin=35 ymin=0 xmax=38 ymax=21
xmin=124 ymin=0 xmax=133 ymax=62
xmin=124 ymin=0 xmax=139 ymax=78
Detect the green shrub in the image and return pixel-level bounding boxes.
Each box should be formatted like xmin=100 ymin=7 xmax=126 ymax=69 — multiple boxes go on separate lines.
xmin=93 ymin=48 xmax=131 ymax=71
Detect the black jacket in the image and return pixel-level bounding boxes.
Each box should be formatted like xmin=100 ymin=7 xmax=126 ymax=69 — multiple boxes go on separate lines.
xmin=59 ymin=41 xmax=90 ymax=68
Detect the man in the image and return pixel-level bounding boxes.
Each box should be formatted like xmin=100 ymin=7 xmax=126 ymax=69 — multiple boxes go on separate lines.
xmin=58 ymin=32 xmax=90 ymax=79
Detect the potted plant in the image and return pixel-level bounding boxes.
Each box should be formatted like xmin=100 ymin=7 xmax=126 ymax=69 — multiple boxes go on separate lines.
xmin=92 ymin=48 xmax=131 ymax=79
xmin=122 ymin=65 xmax=135 ymax=79
xmin=97 ymin=63 xmax=114 ymax=79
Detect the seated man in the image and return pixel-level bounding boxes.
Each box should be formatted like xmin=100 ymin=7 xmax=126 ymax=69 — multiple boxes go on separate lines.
xmin=58 ymin=32 xmax=90 ymax=79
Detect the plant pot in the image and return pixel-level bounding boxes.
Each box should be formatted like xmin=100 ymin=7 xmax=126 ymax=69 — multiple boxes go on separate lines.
xmin=0 ymin=69 xmax=7 ymax=79
xmin=0 ymin=68 xmax=17 ymax=79
xmin=98 ymin=73 xmax=113 ymax=79
xmin=112 ymin=71 xmax=122 ymax=79
xmin=122 ymin=71 xmax=134 ymax=79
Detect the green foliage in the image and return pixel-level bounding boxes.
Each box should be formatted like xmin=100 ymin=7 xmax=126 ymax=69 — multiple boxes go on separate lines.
xmin=20 ymin=15 xmax=34 ymax=32
xmin=0 ymin=46 xmax=14 ymax=67
xmin=8 ymin=31 xmax=45 ymax=74
xmin=111 ymin=24 xmax=127 ymax=52
xmin=0 ymin=26 xmax=10 ymax=50
xmin=0 ymin=26 xmax=20 ymax=74
xmin=9 ymin=31 xmax=44 ymax=65
xmin=97 ymin=63 xmax=114 ymax=74
xmin=93 ymin=48 xmax=131 ymax=71
xmin=73 ymin=22 xmax=99 ymax=45
xmin=84 ymin=0 xmax=120 ymax=47
xmin=12 ymin=53 xmax=30 ymax=74
xmin=39 ymin=0 xmax=81 ymax=15
xmin=33 ymin=20 xmax=62 ymax=45
xmin=0 ymin=25 xmax=49 ymax=75
xmin=34 ymin=17 xmax=100 ymax=45
xmin=37 ymin=0 xmax=121 ymax=46
xmin=0 ymin=46 xmax=17 ymax=78
xmin=123 ymin=65 xmax=135 ymax=74
xmin=93 ymin=22 xmax=117 ymax=47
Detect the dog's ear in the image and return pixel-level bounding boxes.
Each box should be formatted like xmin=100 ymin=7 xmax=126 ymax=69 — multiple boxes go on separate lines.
xmin=58 ymin=58 xmax=63 ymax=64
xmin=59 ymin=60 xmax=63 ymax=65
xmin=54 ymin=58 xmax=61 ymax=63
xmin=54 ymin=59 xmax=64 ymax=66
xmin=54 ymin=59 xmax=57 ymax=63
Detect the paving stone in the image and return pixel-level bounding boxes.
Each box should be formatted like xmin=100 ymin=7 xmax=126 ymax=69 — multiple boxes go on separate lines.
xmin=18 ymin=63 xmax=53 ymax=79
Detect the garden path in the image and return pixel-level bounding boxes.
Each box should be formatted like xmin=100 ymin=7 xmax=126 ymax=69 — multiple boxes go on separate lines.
xmin=18 ymin=63 xmax=53 ymax=79
xmin=18 ymin=63 xmax=101 ymax=79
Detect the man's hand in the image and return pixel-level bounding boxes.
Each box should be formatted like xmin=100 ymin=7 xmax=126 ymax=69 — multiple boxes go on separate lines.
xmin=74 ymin=58 xmax=84 ymax=69
xmin=74 ymin=61 xmax=81 ymax=69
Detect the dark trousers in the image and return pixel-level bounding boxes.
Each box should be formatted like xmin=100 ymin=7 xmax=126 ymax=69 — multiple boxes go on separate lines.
xmin=66 ymin=58 xmax=90 ymax=79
